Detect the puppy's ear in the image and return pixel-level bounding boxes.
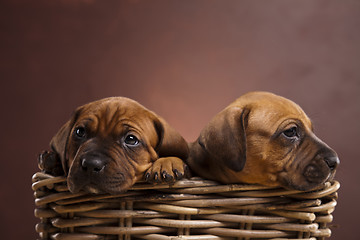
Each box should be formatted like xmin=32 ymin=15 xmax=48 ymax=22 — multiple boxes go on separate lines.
xmin=199 ymin=107 xmax=250 ymax=172
xmin=153 ymin=116 xmax=189 ymax=160
xmin=50 ymin=108 xmax=81 ymax=174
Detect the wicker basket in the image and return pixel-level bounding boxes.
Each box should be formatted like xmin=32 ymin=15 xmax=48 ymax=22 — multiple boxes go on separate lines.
xmin=32 ymin=172 xmax=339 ymax=240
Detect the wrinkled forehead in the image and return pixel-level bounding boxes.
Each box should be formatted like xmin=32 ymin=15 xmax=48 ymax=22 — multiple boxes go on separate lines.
xmin=74 ymin=98 xmax=156 ymax=134
xmin=252 ymin=101 xmax=311 ymax=127
xmin=235 ymin=93 xmax=313 ymax=132
xmin=79 ymin=98 xmax=148 ymax=118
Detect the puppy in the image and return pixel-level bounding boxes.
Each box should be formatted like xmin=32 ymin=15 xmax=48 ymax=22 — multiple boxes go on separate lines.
xmin=38 ymin=97 xmax=189 ymax=194
xmin=187 ymin=91 xmax=339 ymax=191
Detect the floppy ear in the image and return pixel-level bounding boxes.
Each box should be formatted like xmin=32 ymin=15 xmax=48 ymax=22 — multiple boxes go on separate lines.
xmin=198 ymin=107 xmax=250 ymax=172
xmin=50 ymin=120 xmax=73 ymax=175
xmin=153 ymin=116 xmax=189 ymax=160
xmin=50 ymin=109 xmax=81 ymax=174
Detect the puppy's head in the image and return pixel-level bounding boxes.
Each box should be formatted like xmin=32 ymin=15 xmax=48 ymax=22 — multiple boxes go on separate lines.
xmin=189 ymin=91 xmax=339 ymax=191
xmin=50 ymin=97 xmax=188 ymax=194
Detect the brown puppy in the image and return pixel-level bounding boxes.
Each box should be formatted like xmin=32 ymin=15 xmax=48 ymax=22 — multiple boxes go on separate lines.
xmin=39 ymin=97 xmax=189 ymax=194
xmin=187 ymin=92 xmax=339 ymax=191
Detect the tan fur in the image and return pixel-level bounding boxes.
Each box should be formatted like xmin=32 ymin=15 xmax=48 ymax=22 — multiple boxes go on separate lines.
xmin=187 ymin=92 xmax=339 ymax=191
xmin=49 ymin=97 xmax=189 ymax=194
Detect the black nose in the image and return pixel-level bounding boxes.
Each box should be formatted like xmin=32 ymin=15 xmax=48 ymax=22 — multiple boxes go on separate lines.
xmin=81 ymin=157 xmax=106 ymax=173
xmin=324 ymin=156 xmax=340 ymax=170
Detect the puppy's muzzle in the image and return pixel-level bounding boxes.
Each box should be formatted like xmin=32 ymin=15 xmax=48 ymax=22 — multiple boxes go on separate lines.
xmin=304 ymin=149 xmax=339 ymax=184
xmin=68 ymin=139 xmax=124 ymax=193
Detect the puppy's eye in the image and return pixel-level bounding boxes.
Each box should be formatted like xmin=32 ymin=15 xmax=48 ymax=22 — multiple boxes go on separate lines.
xmin=124 ymin=135 xmax=139 ymax=146
xmin=282 ymin=127 xmax=298 ymax=138
xmin=74 ymin=127 xmax=87 ymax=139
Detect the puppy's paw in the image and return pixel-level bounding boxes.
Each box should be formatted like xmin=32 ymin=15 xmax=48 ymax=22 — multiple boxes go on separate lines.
xmin=38 ymin=151 xmax=64 ymax=176
xmin=144 ymin=157 xmax=189 ymax=184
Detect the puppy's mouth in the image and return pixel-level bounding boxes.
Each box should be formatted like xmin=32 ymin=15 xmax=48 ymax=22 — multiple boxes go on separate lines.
xmin=279 ymin=153 xmax=339 ymax=191
xmin=83 ymin=178 xmax=130 ymax=195
xmin=304 ymin=152 xmax=339 ymax=183
xmin=67 ymin=152 xmax=134 ymax=194
xmin=68 ymin=171 xmax=131 ymax=194
xmin=303 ymin=164 xmax=331 ymax=184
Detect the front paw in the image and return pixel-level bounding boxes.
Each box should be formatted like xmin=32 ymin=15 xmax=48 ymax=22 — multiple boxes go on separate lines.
xmin=38 ymin=151 xmax=64 ymax=176
xmin=144 ymin=157 xmax=189 ymax=183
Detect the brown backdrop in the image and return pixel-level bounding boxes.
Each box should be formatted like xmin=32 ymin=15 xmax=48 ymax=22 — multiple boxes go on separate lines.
xmin=1 ymin=0 xmax=359 ymax=239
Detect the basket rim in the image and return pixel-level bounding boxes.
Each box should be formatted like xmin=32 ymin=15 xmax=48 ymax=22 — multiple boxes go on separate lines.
xmin=33 ymin=171 xmax=339 ymax=240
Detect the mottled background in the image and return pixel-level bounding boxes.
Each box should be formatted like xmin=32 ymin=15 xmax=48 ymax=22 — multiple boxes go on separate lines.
xmin=1 ymin=0 xmax=359 ymax=239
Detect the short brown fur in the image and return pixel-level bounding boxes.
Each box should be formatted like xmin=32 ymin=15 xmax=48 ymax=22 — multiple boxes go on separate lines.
xmin=41 ymin=97 xmax=189 ymax=194
xmin=187 ymin=91 xmax=339 ymax=191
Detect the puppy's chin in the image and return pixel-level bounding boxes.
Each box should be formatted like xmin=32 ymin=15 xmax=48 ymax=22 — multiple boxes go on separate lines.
xmin=68 ymin=178 xmax=132 ymax=194
xmin=279 ymin=169 xmax=334 ymax=191
xmin=84 ymin=185 xmax=102 ymax=194
xmin=66 ymin=155 xmax=138 ymax=194
xmin=67 ymin=170 xmax=135 ymax=194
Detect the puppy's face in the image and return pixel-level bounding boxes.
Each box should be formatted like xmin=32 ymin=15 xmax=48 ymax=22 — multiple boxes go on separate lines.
xmin=190 ymin=92 xmax=339 ymax=191
xmin=50 ymin=97 xmax=186 ymax=194
xmin=242 ymin=93 xmax=339 ymax=190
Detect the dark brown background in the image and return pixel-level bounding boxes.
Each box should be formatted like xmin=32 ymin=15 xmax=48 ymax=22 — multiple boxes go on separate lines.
xmin=1 ymin=0 xmax=359 ymax=239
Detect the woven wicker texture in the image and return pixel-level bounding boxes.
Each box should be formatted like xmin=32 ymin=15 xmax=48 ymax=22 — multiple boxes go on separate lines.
xmin=32 ymin=172 xmax=339 ymax=240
